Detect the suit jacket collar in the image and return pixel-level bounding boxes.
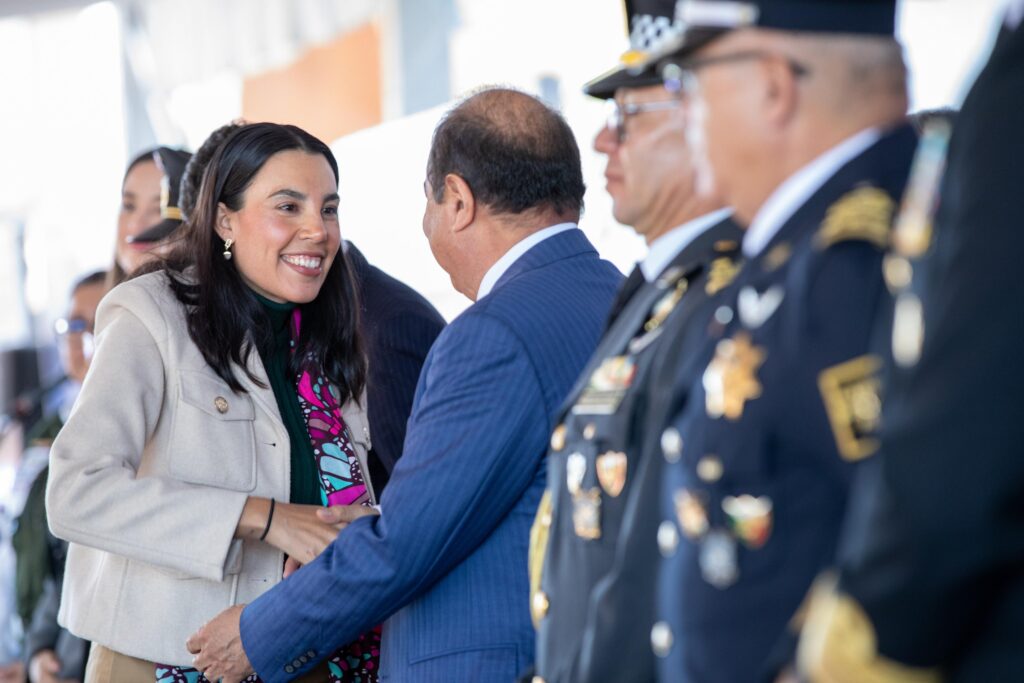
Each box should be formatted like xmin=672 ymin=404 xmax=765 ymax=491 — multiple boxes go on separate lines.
xmin=491 ymin=227 xmax=597 ymax=294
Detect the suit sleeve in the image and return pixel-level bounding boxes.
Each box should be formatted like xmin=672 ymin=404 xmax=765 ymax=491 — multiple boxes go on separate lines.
xmin=241 ymin=311 xmax=549 ymax=682
xmin=45 ymin=289 xmax=248 ymax=581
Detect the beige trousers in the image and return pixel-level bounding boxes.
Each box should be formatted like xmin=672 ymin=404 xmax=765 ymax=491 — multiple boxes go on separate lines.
xmin=84 ymin=644 xmax=332 ymax=682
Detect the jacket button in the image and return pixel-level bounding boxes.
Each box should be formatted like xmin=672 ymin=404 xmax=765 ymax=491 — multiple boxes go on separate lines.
xmin=284 ymin=665 xmax=294 ymax=674
xmin=306 ymin=650 xmax=316 ymax=658
xmin=658 ymin=520 xmax=679 ymax=557
xmin=214 ymin=396 xmax=229 ymax=413
xmin=661 ymin=428 xmax=682 ymax=463
xmin=532 ymin=590 xmax=550 ymax=620
xmin=697 ymin=455 xmax=724 ymax=482
xmin=651 ymin=621 xmax=674 ymax=657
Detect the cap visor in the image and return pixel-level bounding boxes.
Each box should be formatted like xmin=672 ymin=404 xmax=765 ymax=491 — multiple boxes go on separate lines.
xmin=583 ymin=64 xmax=664 ymax=99
xmin=127 ymin=218 xmax=182 ymax=244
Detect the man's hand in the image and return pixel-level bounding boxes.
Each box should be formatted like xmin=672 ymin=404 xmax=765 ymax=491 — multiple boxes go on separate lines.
xmin=281 ymin=505 xmax=380 ymax=577
xmin=316 ymin=504 xmax=379 ymax=527
xmin=186 ymin=604 xmax=253 ymax=683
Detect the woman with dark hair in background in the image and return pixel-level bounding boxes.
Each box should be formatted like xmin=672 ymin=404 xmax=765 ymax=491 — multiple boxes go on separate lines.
xmin=108 ymin=148 xmax=163 ymax=288
xmin=47 ymin=122 xmax=380 ymax=681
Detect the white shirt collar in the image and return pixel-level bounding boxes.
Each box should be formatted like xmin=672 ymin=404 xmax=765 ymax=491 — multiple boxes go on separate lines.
xmin=742 ymin=127 xmax=882 ymax=258
xmin=640 ymin=208 xmax=734 ymax=282
xmin=476 ymin=222 xmax=577 ymax=299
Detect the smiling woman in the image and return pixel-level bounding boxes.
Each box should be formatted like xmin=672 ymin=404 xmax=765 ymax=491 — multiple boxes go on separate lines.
xmin=45 ymin=122 xmax=382 ymax=682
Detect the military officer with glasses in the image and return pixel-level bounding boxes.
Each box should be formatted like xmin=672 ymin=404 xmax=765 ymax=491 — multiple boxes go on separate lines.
xmin=527 ymin=3 xmax=742 ymax=682
xmin=632 ymin=1 xmax=920 ymax=680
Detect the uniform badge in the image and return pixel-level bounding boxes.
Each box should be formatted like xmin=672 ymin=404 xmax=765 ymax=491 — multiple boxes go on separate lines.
xmin=703 ymin=332 xmax=766 ymax=420
xmin=528 ymin=491 xmax=553 ymax=628
xmin=572 ymin=487 xmax=602 ymax=540
xmin=763 ymin=242 xmax=792 ymax=272
xmin=814 ymin=186 xmax=894 ymax=251
xmin=705 ymin=257 xmax=741 ymax=296
xmin=722 ymin=495 xmax=773 ymax=549
xmin=566 ymin=452 xmax=587 ymax=496
xmin=699 ymin=530 xmax=739 ymax=589
xmin=574 ymin=356 xmax=637 ymax=414
xmin=737 ymin=285 xmax=784 ymax=329
xmin=596 ymin=451 xmax=628 ymax=497
xmin=673 ymin=489 xmax=709 ymax=540
xmin=644 ymin=279 xmax=689 ymax=333
xmin=892 ymin=293 xmax=925 ymax=368
xmin=818 ymin=355 xmax=883 ymax=461
xmin=891 ymin=119 xmax=952 ymax=259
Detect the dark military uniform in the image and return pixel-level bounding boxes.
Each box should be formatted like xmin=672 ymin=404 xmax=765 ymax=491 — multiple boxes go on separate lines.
xmin=653 ymin=124 xmax=917 ymax=682
xmin=800 ymin=14 xmax=1024 ymax=683
xmin=532 ymin=217 xmax=742 ymax=683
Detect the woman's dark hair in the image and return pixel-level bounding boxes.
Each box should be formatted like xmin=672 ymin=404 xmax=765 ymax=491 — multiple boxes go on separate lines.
xmin=179 ymin=121 xmax=244 ymax=223
xmin=163 ymin=122 xmax=365 ymax=401
xmin=109 ymin=147 xmax=162 ymax=289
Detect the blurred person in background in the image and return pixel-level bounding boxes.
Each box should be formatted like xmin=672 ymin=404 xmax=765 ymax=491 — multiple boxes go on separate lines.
xmin=178 ymin=122 xmax=445 ymax=492
xmin=13 ymin=271 xmax=107 ymax=683
xmin=108 ymin=146 xmax=191 ymax=288
xmin=644 ymin=0 xmax=918 ymax=679
xmin=47 ymin=122 xmax=379 ymax=681
xmin=799 ymin=4 xmax=1024 ymax=681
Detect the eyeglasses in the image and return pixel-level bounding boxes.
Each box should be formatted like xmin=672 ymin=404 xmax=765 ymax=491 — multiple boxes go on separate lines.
xmin=662 ymin=50 xmax=811 ymax=97
xmin=55 ymin=317 xmax=92 ymax=336
xmin=605 ymin=97 xmax=683 ymax=144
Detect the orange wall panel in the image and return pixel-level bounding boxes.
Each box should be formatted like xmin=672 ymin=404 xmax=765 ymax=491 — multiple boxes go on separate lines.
xmin=243 ymin=22 xmax=382 ymax=143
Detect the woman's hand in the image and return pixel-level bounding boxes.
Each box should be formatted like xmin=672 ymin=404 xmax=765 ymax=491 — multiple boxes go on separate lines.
xmin=235 ymin=498 xmax=340 ymax=564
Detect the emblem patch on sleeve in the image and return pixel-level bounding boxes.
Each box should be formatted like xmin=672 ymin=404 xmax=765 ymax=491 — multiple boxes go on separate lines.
xmin=817 ymin=355 xmax=883 ymax=461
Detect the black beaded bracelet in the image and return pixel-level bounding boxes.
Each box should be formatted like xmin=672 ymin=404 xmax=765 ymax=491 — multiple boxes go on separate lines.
xmin=259 ymin=498 xmax=276 ymax=541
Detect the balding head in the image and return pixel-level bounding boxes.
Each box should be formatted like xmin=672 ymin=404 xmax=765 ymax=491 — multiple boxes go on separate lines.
xmin=675 ymin=28 xmax=909 ymax=223
xmin=426 ymin=87 xmax=585 ymax=223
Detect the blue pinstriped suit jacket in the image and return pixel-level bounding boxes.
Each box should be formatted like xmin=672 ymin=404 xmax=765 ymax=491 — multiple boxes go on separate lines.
xmin=240 ymin=228 xmax=622 ymax=682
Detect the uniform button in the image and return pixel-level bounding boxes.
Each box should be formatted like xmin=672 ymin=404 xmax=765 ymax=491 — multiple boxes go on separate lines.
xmin=661 ymin=428 xmax=683 ymax=463
xmin=214 ymin=396 xmax=229 ymax=413
xmin=284 ymin=665 xmax=294 ymax=674
xmin=883 ymin=255 xmax=913 ymax=290
xmin=697 ymin=455 xmax=724 ymax=483
xmin=714 ymin=305 xmax=734 ymax=325
xmin=583 ymin=423 xmax=597 ymax=440
xmin=657 ymin=520 xmax=679 ymax=557
xmin=532 ymin=591 xmax=550 ymax=619
xmin=651 ymin=621 xmax=674 ymax=658
xmin=550 ymin=424 xmax=567 ymax=451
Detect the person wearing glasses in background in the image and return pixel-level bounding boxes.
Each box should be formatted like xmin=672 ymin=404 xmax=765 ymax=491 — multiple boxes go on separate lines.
xmin=13 ymin=270 xmax=106 ymax=683
xmin=636 ymin=0 xmax=917 ymax=680
xmin=527 ymin=2 xmax=741 ymax=682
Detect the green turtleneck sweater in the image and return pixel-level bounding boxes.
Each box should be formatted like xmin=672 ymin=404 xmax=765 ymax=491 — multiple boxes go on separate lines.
xmin=254 ymin=293 xmax=321 ymax=506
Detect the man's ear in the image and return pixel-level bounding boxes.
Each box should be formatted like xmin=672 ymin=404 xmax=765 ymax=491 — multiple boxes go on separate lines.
xmin=214 ymin=202 xmax=234 ymax=242
xmin=761 ymin=54 xmax=801 ymax=127
xmin=445 ymin=174 xmax=476 ymax=234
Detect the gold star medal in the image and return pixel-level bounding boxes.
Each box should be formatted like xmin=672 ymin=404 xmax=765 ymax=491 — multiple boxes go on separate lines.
xmin=702 ymin=332 xmax=766 ymax=420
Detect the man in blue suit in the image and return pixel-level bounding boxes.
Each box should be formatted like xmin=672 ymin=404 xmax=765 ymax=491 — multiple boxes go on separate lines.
xmin=188 ymin=87 xmax=623 ymax=682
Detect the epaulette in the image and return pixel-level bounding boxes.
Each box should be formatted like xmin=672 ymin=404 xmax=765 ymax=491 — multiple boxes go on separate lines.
xmin=814 ymin=186 xmax=895 ymax=250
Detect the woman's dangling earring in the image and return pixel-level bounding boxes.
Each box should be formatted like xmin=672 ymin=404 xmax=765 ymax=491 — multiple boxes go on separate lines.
xmin=223 ymin=238 xmax=234 ymax=261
